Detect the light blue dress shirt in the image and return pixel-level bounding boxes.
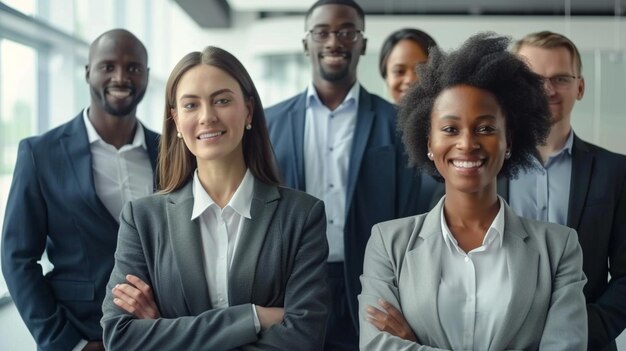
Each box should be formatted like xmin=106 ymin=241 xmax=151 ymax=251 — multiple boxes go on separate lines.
xmin=304 ymin=81 xmax=360 ymax=262
xmin=509 ymin=130 xmax=574 ymax=225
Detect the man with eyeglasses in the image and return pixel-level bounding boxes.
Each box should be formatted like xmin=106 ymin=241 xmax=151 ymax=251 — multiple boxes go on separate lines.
xmin=265 ymin=0 xmax=435 ymax=349
xmin=501 ymin=31 xmax=626 ymax=351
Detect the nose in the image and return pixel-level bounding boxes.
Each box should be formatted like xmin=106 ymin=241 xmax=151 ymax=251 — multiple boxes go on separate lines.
xmin=112 ymin=67 xmax=128 ymax=84
xmin=199 ymin=104 xmax=218 ymax=125
xmin=542 ymin=78 xmax=556 ymax=96
xmin=403 ymin=70 xmax=418 ymax=87
xmin=456 ymin=131 xmax=479 ymax=151
xmin=324 ymin=32 xmax=343 ymax=49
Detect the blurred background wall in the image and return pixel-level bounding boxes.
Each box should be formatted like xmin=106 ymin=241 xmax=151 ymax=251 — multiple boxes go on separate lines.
xmin=1 ymin=0 xmax=625 ymax=349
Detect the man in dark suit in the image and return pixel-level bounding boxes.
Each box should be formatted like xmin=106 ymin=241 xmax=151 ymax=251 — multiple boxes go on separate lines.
xmin=265 ymin=1 xmax=434 ymax=349
xmin=1 ymin=29 xmax=159 ymax=351
xmin=500 ymin=31 xmax=626 ymax=351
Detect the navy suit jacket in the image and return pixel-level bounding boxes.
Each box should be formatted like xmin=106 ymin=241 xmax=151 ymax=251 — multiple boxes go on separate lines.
xmin=265 ymin=86 xmax=436 ymax=328
xmin=1 ymin=111 xmax=159 ymax=350
xmin=498 ymin=134 xmax=626 ymax=351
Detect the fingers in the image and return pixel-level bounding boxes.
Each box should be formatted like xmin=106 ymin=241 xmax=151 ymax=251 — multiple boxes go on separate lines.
xmin=365 ymin=305 xmax=389 ymax=331
xmin=111 ymin=280 xmax=160 ymax=319
xmin=126 ymin=274 xmax=153 ymax=296
xmin=379 ymin=298 xmax=406 ymax=323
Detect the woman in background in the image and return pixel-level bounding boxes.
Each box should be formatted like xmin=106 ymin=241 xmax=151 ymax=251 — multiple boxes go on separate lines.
xmin=379 ymin=28 xmax=437 ymax=104
xmin=359 ymin=33 xmax=587 ymax=350
xmin=101 ymin=46 xmax=329 ymax=350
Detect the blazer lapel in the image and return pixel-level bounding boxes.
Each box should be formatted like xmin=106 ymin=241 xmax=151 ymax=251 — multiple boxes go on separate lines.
xmin=142 ymin=126 xmax=160 ymax=190
xmin=567 ymin=135 xmax=593 ymax=230
xmin=59 ymin=112 xmax=117 ymax=225
xmin=403 ymin=200 xmax=452 ymax=348
xmin=490 ymin=204 xmax=539 ymax=351
xmin=345 ymin=87 xmax=375 ymax=213
xmin=288 ymin=93 xmax=307 ymax=190
xmin=166 ymin=182 xmax=212 ymax=314
xmin=229 ymin=179 xmax=280 ymax=305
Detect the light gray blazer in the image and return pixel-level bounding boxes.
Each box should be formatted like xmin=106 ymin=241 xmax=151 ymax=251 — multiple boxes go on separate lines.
xmin=359 ymin=199 xmax=587 ymax=351
xmin=101 ymin=178 xmax=330 ymax=350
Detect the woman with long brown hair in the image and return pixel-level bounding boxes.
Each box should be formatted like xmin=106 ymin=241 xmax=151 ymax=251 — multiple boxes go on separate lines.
xmin=101 ymin=46 xmax=329 ymax=350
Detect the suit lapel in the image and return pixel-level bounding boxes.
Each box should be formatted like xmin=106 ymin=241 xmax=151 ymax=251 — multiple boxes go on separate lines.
xmin=59 ymin=112 xmax=117 ymax=225
xmin=288 ymin=93 xmax=307 ymax=190
xmin=490 ymin=205 xmax=539 ymax=350
xmin=403 ymin=201 xmax=452 ymax=348
xmin=345 ymin=87 xmax=375 ymax=213
xmin=567 ymin=135 xmax=593 ymax=230
xmin=229 ymin=179 xmax=280 ymax=305
xmin=167 ymin=182 xmax=212 ymax=314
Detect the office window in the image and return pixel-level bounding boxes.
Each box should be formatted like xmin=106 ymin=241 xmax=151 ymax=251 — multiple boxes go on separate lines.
xmin=0 ymin=39 xmax=38 ymax=297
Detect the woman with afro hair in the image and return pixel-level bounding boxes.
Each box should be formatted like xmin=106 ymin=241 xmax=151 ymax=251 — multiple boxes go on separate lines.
xmin=358 ymin=32 xmax=587 ymax=351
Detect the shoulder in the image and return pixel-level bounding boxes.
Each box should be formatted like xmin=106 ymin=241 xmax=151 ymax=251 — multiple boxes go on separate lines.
xmin=514 ymin=214 xmax=576 ymax=252
xmin=19 ymin=115 xmax=80 ymax=152
xmin=122 ymin=192 xmax=172 ymax=220
xmin=362 ymin=89 xmax=396 ymax=115
xmin=265 ymin=92 xmax=305 ymax=117
xmin=371 ymin=214 xmax=428 ymax=249
xmin=276 ymin=186 xmax=323 ymax=212
xmin=574 ymin=135 xmax=626 ymax=168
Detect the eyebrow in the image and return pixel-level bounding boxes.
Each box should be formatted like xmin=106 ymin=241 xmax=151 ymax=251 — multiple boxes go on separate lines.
xmin=438 ymin=114 xmax=497 ymax=121
xmin=178 ymin=88 xmax=234 ymax=101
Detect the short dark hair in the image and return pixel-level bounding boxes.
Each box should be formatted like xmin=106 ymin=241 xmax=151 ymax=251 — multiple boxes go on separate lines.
xmin=379 ymin=28 xmax=437 ymax=79
xmin=159 ymin=46 xmax=281 ymax=192
xmin=305 ymin=0 xmax=365 ymax=29
xmin=398 ymin=32 xmax=551 ymax=181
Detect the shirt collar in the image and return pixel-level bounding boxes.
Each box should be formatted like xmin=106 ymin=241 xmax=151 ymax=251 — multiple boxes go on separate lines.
xmin=305 ymin=81 xmax=360 ymax=111
xmin=191 ymin=168 xmax=254 ymax=220
xmin=440 ymin=196 xmax=506 ymax=253
xmin=82 ymin=107 xmax=146 ymax=149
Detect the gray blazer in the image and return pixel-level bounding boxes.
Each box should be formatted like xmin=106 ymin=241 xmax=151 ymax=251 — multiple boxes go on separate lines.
xmin=359 ymin=199 xmax=587 ymax=351
xmin=101 ymin=178 xmax=330 ymax=350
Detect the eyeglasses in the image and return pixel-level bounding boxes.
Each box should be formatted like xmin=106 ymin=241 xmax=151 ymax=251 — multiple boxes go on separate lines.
xmin=541 ymin=74 xmax=580 ymax=87
xmin=307 ymin=29 xmax=362 ymax=43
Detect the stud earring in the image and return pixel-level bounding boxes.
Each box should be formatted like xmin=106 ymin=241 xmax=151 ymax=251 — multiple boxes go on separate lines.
xmin=427 ymin=152 xmax=434 ymax=160
xmin=245 ymin=124 xmax=252 ymax=130
xmin=176 ymin=132 xmax=182 ymax=139
xmin=505 ymin=149 xmax=512 ymax=159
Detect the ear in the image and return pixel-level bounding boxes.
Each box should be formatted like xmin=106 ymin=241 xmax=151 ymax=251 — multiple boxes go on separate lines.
xmin=85 ymin=65 xmax=90 ymax=82
xmin=170 ymin=108 xmax=179 ymax=129
xmin=577 ymin=76 xmax=585 ymax=100
xmin=361 ymin=38 xmax=367 ymax=56
xmin=245 ymin=98 xmax=254 ymax=125
xmin=302 ymin=39 xmax=309 ymax=56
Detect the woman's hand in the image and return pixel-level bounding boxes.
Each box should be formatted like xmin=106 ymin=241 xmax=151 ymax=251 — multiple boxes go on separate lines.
xmin=255 ymin=306 xmax=285 ymax=330
xmin=366 ymin=298 xmax=417 ymax=342
xmin=112 ymin=274 xmax=161 ymax=319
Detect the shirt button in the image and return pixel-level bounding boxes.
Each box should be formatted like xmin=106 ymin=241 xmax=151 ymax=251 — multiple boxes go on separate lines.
xmin=329 ymin=184 xmax=334 ymax=188
xmin=329 ymin=219 xmax=334 ymax=224
xmin=464 ymin=256 xmax=470 ymax=263
xmin=329 ymin=147 xmax=334 ymax=151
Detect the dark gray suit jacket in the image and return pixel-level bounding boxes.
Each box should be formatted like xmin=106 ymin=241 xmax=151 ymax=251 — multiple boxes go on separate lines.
xmin=101 ymin=178 xmax=330 ymax=350
xmin=359 ymin=199 xmax=587 ymax=350
xmin=498 ymin=134 xmax=626 ymax=351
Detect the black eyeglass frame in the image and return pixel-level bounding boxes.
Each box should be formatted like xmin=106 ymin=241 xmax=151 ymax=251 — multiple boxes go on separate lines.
xmin=306 ymin=29 xmax=363 ymax=43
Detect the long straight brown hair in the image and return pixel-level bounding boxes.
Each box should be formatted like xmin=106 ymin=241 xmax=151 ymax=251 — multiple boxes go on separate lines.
xmin=158 ymin=46 xmax=281 ymax=193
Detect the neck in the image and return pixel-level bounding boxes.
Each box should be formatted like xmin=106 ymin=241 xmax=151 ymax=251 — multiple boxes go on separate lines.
xmin=537 ymin=120 xmax=571 ymax=164
xmin=196 ymin=151 xmax=247 ymax=208
xmin=313 ymin=78 xmax=355 ymax=111
xmin=443 ymin=184 xmax=499 ymax=230
xmin=88 ymin=103 xmax=137 ymax=149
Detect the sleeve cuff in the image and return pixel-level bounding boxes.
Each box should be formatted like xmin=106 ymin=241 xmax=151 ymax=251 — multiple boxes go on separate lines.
xmin=251 ymin=304 xmax=261 ymax=334
xmin=72 ymin=339 xmax=88 ymax=351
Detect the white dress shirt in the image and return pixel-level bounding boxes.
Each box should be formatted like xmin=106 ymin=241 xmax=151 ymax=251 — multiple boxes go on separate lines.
xmin=75 ymin=109 xmax=153 ymax=350
xmin=82 ymin=109 xmax=153 ymax=222
xmin=437 ymin=196 xmax=511 ymax=351
xmin=191 ymin=169 xmax=260 ymax=332
xmin=304 ymin=81 xmax=359 ymax=262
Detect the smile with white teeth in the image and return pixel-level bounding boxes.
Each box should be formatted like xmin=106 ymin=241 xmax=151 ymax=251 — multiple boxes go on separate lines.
xmin=451 ymin=160 xmax=484 ymax=168
xmin=197 ymin=131 xmax=224 ymax=140
xmin=107 ymin=88 xmax=132 ymax=99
